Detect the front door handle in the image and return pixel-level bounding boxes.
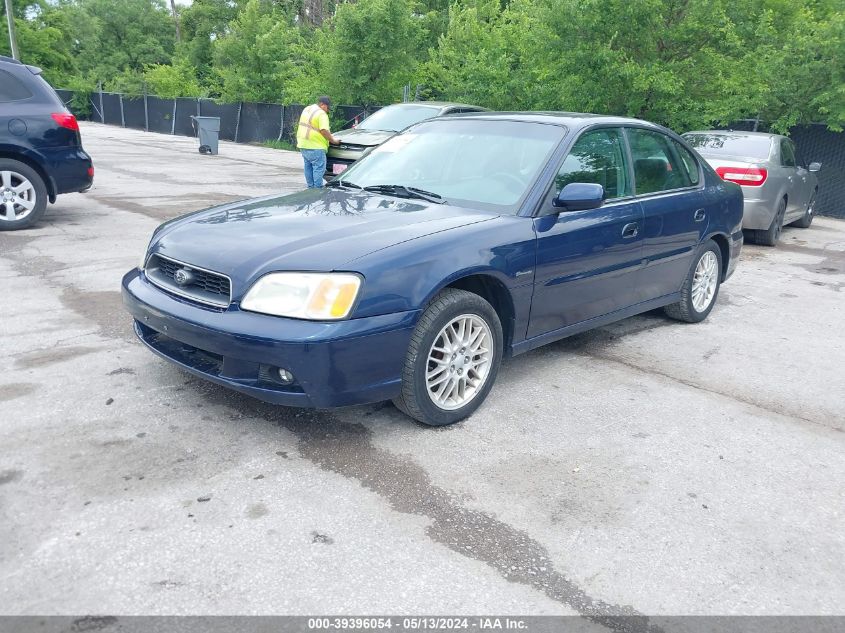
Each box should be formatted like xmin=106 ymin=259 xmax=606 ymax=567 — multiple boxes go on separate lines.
xmin=694 ymin=208 xmax=706 ymax=222
xmin=621 ymin=223 xmax=639 ymax=239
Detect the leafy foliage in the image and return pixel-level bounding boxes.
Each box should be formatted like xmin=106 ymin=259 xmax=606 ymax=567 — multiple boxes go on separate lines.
xmin=1 ymin=0 xmax=843 ymax=131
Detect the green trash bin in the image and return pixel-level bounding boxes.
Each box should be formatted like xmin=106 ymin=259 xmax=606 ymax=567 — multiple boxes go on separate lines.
xmin=191 ymin=116 xmax=220 ymax=155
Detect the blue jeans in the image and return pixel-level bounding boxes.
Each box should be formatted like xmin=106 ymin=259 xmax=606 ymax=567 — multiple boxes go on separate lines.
xmin=301 ymin=148 xmax=327 ymax=188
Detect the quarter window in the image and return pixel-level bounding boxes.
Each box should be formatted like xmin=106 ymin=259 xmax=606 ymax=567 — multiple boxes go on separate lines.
xmin=780 ymin=140 xmax=797 ymax=167
xmin=554 ymin=128 xmax=630 ymax=200
xmin=627 ymin=128 xmax=691 ymax=194
xmin=0 ymin=70 xmax=33 ymax=102
xmin=673 ymin=140 xmax=700 ymax=186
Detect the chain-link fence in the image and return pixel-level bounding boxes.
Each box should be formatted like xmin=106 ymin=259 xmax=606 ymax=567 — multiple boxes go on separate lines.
xmin=53 ymin=90 xmax=843 ymax=218
xmin=54 ymin=89 xmax=380 ymax=145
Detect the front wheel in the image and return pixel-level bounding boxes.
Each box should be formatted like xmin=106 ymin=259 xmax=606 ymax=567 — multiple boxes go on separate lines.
xmin=393 ymin=288 xmax=503 ymax=426
xmin=664 ymin=241 xmax=723 ymax=323
xmin=0 ymin=159 xmax=48 ymax=231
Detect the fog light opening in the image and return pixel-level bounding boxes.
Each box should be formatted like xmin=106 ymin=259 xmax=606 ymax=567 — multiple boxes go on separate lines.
xmin=277 ymin=368 xmax=295 ymax=385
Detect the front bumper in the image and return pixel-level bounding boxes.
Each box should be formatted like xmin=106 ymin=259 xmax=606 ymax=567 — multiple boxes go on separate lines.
xmin=122 ymin=269 xmax=417 ymax=408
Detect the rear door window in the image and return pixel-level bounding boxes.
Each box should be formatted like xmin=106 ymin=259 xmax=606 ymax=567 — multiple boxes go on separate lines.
xmin=0 ymin=70 xmax=34 ymax=102
xmin=626 ymin=127 xmax=691 ymax=195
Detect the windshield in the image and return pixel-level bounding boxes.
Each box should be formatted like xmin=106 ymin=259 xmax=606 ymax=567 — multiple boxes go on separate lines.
xmin=337 ymin=119 xmax=565 ymax=212
xmin=683 ymin=133 xmax=772 ymax=159
xmin=357 ymin=104 xmax=443 ymax=132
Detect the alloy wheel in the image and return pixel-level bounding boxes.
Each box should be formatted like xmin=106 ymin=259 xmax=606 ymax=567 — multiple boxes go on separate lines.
xmin=691 ymin=251 xmax=719 ymax=312
xmin=425 ymin=314 xmax=493 ymax=410
xmin=0 ymin=171 xmax=37 ymax=222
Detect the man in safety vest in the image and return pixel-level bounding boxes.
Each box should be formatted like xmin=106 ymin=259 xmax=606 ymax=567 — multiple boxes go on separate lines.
xmin=296 ymin=96 xmax=339 ymax=188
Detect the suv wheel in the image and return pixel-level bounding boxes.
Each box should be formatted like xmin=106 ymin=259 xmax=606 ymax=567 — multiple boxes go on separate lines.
xmin=0 ymin=159 xmax=48 ymax=230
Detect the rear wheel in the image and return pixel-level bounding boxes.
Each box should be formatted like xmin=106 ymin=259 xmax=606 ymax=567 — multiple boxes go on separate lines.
xmin=791 ymin=190 xmax=816 ymax=228
xmin=0 ymin=159 xmax=48 ymax=231
xmin=751 ymin=197 xmax=786 ymax=246
xmin=664 ymin=240 xmax=722 ymax=323
xmin=393 ymin=288 xmax=503 ymax=426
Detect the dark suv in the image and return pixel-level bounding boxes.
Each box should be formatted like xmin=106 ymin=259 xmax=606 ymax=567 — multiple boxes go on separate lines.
xmin=0 ymin=55 xmax=93 ymax=230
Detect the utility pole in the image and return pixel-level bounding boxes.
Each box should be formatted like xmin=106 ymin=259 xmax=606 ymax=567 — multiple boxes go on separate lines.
xmin=4 ymin=0 xmax=20 ymax=60
xmin=169 ymin=0 xmax=181 ymax=42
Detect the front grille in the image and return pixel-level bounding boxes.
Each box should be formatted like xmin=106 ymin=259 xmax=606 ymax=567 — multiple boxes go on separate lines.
xmin=145 ymin=254 xmax=231 ymax=308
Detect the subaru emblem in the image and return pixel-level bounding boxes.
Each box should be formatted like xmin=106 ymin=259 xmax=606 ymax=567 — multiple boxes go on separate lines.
xmin=174 ymin=268 xmax=194 ymax=286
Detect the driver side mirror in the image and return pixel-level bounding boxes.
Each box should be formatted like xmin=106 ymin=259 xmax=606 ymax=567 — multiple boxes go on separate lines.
xmin=553 ymin=183 xmax=606 ymax=211
xmin=809 ymin=162 xmax=822 ymax=173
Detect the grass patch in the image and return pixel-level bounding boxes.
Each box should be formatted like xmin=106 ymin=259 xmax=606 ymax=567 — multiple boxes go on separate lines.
xmin=262 ymin=139 xmax=297 ymax=151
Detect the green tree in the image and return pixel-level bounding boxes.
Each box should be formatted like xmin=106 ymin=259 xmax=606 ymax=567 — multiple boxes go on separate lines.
xmin=74 ymin=0 xmax=176 ymax=83
xmin=0 ymin=1 xmax=78 ymax=84
xmin=419 ymin=0 xmax=536 ymax=109
xmin=320 ymin=0 xmax=424 ymax=105
xmin=144 ymin=58 xmax=205 ymax=97
xmin=179 ymin=0 xmax=239 ymax=87
xmin=212 ymin=0 xmax=305 ymax=103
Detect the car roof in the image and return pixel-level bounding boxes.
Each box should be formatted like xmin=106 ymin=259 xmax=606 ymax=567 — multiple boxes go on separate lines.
xmin=0 ymin=55 xmax=22 ymax=65
xmin=430 ymin=111 xmax=667 ymax=131
xmin=685 ymin=130 xmax=783 ymax=140
xmin=385 ymin=101 xmax=487 ymax=110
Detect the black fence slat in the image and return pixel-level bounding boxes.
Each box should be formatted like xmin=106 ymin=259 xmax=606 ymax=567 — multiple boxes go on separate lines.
xmin=101 ymin=92 xmax=122 ymax=126
xmin=174 ymin=98 xmax=199 ymax=137
xmin=122 ymin=96 xmax=146 ymax=130
xmin=145 ymin=96 xmax=175 ymax=134
xmin=197 ymin=99 xmax=239 ymax=141
xmin=237 ymin=102 xmax=283 ymax=144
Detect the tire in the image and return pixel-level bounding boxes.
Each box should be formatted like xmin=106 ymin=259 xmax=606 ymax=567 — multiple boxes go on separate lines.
xmin=751 ymin=197 xmax=786 ymax=246
xmin=791 ymin=190 xmax=816 ymax=228
xmin=0 ymin=159 xmax=48 ymax=231
xmin=664 ymin=240 xmax=723 ymax=324
xmin=393 ymin=288 xmax=503 ymax=426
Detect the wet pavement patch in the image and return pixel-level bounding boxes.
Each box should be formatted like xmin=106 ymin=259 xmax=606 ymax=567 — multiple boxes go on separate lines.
xmin=0 ymin=382 xmax=38 ymax=402
xmin=193 ymin=391 xmax=660 ymax=631
xmin=0 ymin=469 xmax=24 ymax=485
xmin=14 ymin=345 xmax=99 ymax=370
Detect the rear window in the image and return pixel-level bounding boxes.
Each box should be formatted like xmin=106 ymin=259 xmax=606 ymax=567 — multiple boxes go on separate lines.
xmin=683 ymin=133 xmax=772 ymax=159
xmin=0 ymin=69 xmax=34 ymax=102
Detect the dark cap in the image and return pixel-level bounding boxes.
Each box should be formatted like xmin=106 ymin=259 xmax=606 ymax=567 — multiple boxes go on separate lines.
xmin=318 ymin=96 xmax=331 ymax=109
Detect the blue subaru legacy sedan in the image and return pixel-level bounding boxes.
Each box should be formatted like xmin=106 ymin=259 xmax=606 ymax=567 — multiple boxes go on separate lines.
xmin=122 ymin=113 xmax=743 ymax=426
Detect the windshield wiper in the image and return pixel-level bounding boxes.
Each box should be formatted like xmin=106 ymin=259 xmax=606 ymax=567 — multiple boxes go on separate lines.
xmin=362 ymin=184 xmax=447 ymax=204
xmin=325 ymin=179 xmax=362 ymax=189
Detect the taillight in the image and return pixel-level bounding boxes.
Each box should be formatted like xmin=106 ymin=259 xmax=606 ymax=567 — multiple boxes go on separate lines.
xmin=51 ymin=112 xmax=79 ymax=131
xmin=87 ymin=166 xmax=94 ymax=178
xmin=716 ymin=166 xmax=767 ymax=187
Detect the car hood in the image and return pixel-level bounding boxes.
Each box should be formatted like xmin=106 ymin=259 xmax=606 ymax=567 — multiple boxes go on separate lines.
xmin=150 ymin=188 xmax=496 ymax=295
xmin=333 ymin=128 xmax=396 ymax=147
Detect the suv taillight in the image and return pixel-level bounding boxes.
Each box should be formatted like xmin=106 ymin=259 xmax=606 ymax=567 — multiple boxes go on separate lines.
xmin=716 ymin=166 xmax=767 ymax=187
xmin=51 ymin=113 xmax=79 ymax=131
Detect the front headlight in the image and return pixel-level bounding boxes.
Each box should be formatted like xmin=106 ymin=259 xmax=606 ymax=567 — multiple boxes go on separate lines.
xmin=240 ymin=272 xmax=362 ymax=320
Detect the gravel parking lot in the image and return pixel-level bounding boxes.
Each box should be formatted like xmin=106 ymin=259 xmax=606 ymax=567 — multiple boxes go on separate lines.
xmin=1 ymin=123 xmax=843 ymax=617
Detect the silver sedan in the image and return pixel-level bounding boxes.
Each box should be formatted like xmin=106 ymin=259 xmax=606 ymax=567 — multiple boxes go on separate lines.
xmin=683 ymin=131 xmax=821 ymax=246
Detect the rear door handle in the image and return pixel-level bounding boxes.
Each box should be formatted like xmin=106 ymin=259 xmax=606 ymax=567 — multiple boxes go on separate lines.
xmin=694 ymin=209 xmax=706 ymax=222
xmin=622 ymin=223 xmax=639 ymax=238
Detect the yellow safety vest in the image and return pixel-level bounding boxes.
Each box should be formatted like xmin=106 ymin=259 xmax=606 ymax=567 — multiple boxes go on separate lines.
xmin=296 ymin=104 xmax=330 ymax=151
